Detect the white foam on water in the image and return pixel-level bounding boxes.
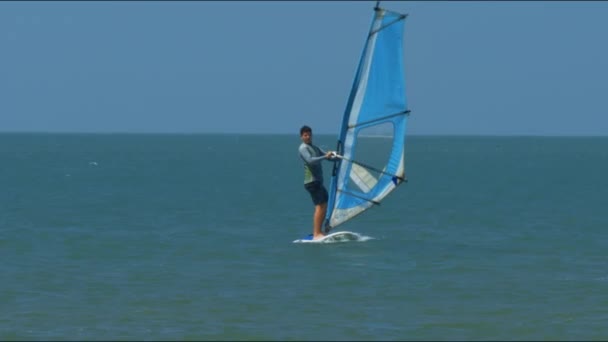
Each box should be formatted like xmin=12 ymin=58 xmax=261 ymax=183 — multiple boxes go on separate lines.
xmin=293 ymin=231 xmax=375 ymax=244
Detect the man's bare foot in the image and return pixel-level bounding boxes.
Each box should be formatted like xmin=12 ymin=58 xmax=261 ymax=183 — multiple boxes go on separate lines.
xmin=313 ymin=234 xmax=325 ymax=240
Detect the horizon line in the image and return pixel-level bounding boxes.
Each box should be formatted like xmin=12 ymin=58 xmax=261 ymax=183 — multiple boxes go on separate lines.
xmin=0 ymin=131 xmax=607 ymax=138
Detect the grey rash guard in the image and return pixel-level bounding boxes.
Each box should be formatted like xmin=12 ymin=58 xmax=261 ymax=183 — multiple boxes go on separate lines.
xmin=298 ymin=143 xmax=327 ymax=184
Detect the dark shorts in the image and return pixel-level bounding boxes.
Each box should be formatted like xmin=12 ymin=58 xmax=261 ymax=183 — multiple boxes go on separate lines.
xmin=305 ymin=181 xmax=329 ymax=206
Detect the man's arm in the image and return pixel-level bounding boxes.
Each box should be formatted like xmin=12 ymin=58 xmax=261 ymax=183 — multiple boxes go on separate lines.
xmin=299 ymin=145 xmax=327 ymax=164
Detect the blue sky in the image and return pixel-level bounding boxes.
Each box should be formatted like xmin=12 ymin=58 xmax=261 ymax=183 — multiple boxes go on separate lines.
xmin=1 ymin=1 xmax=607 ymax=135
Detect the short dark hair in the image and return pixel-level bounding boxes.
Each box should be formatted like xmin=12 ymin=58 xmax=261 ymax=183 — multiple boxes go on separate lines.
xmin=300 ymin=125 xmax=312 ymax=136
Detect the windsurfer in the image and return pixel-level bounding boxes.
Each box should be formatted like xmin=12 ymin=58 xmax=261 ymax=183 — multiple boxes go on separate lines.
xmin=298 ymin=125 xmax=336 ymax=240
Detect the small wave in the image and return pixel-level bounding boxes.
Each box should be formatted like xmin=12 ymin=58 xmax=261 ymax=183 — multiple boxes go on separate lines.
xmin=596 ymin=275 xmax=608 ymax=282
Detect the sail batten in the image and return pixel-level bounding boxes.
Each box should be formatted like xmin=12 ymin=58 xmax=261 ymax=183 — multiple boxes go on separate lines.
xmin=324 ymin=5 xmax=410 ymax=232
xmin=347 ymin=110 xmax=410 ymax=129
xmin=337 ymin=189 xmax=381 ymax=206
xmin=369 ymin=14 xmax=407 ymax=36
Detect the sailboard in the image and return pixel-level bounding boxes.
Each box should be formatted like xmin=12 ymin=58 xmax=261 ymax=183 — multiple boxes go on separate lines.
xmin=323 ymin=2 xmax=411 ymax=234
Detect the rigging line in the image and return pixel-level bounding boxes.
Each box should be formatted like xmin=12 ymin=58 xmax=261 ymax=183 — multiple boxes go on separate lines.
xmin=323 ymin=220 xmax=336 ymax=233
xmin=347 ymin=110 xmax=411 ymax=129
xmin=331 ymin=153 xmax=407 ymax=183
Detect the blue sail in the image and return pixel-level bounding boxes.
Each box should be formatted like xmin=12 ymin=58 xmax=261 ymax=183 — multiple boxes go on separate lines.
xmin=325 ymin=6 xmax=410 ymax=231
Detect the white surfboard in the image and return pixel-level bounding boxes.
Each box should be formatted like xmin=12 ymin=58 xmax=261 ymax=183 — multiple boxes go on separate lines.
xmin=293 ymin=231 xmax=368 ymax=243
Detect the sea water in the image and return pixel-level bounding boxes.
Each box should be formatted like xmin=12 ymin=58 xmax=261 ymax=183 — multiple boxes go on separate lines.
xmin=1 ymin=133 xmax=608 ymax=340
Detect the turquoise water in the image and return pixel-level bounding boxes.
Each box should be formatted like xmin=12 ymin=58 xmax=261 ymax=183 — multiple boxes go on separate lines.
xmin=1 ymin=133 xmax=608 ymax=340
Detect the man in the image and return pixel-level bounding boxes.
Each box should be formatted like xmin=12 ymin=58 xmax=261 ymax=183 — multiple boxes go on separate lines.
xmin=298 ymin=125 xmax=336 ymax=240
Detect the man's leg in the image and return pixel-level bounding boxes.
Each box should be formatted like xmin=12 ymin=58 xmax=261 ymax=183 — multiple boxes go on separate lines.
xmin=313 ymin=202 xmax=327 ymax=239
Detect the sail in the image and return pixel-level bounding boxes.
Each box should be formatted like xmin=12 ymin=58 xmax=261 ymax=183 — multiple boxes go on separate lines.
xmin=324 ymin=5 xmax=410 ymax=232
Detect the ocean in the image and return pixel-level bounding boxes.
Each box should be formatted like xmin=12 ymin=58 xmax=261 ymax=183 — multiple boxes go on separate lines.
xmin=1 ymin=133 xmax=607 ymax=341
